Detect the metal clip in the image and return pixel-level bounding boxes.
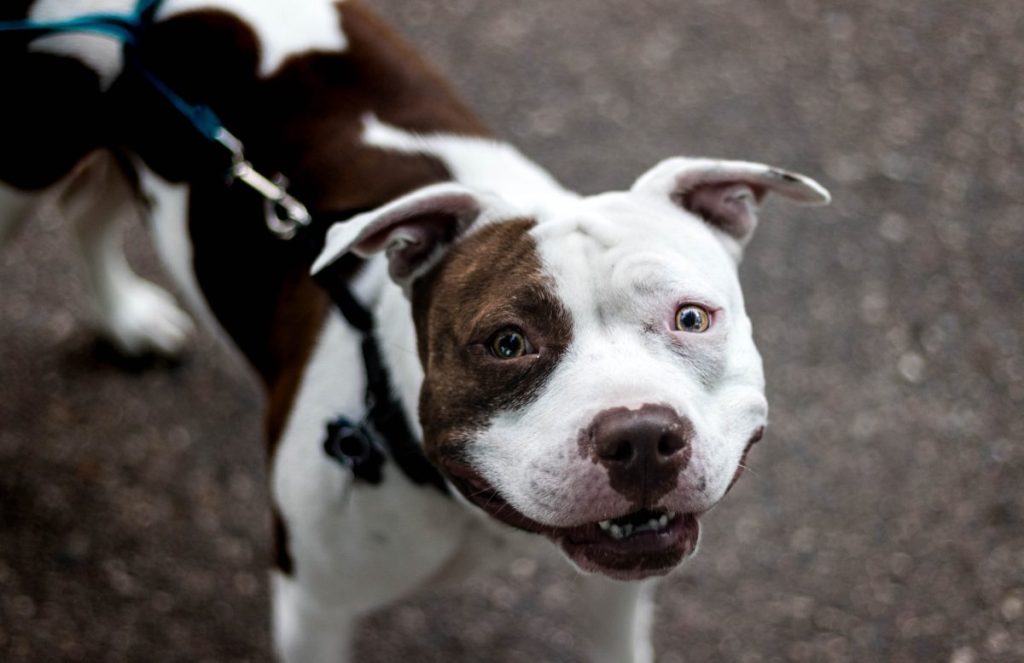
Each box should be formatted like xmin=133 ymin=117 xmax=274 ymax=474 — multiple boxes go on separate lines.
xmin=215 ymin=128 xmax=312 ymax=240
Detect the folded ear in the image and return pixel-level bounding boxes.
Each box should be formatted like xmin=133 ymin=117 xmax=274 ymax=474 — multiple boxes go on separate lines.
xmin=311 ymin=183 xmax=501 ymax=286
xmin=631 ymin=157 xmax=830 ymax=250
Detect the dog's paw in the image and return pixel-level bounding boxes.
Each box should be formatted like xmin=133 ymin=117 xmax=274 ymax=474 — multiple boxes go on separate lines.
xmin=97 ymin=279 xmax=194 ymax=358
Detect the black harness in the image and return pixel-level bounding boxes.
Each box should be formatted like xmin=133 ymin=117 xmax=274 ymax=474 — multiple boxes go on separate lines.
xmin=1 ymin=0 xmax=450 ymax=496
xmin=313 ymin=260 xmax=449 ymax=495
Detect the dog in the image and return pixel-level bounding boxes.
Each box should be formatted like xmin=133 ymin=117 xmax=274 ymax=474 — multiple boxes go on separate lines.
xmin=0 ymin=1 xmax=830 ymax=661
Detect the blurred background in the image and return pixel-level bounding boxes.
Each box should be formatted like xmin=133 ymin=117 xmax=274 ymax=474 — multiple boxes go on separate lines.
xmin=1 ymin=0 xmax=1022 ymax=661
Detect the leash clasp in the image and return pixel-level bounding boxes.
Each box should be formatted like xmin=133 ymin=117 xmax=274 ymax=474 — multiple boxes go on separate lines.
xmin=216 ymin=128 xmax=312 ymax=240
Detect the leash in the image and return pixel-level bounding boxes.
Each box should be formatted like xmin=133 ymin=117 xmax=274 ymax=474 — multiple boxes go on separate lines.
xmin=1 ymin=0 xmax=311 ymax=240
xmin=1 ymin=0 xmax=449 ymax=495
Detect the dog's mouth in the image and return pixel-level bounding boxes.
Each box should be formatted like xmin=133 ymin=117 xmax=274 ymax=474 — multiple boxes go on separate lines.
xmin=558 ymin=507 xmax=700 ymax=580
xmin=445 ymin=467 xmax=699 ymax=580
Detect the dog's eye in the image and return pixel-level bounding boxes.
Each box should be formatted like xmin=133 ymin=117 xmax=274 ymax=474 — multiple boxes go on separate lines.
xmin=675 ymin=305 xmax=711 ymax=333
xmin=489 ymin=329 xmax=533 ymax=359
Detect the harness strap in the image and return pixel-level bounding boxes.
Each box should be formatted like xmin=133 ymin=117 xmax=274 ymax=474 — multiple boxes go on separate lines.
xmin=314 ymin=259 xmax=450 ymax=496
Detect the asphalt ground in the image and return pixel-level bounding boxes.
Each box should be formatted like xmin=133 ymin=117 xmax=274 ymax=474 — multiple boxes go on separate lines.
xmin=2 ymin=0 xmax=1022 ymax=661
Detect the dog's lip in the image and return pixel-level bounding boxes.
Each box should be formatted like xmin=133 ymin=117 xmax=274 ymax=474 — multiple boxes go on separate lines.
xmin=444 ymin=465 xmax=553 ymax=535
xmin=558 ymin=513 xmax=699 ymax=580
xmin=443 ymin=463 xmax=700 ymax=579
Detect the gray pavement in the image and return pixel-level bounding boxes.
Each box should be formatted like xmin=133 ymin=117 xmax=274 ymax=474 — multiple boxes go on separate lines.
xmin=2 ymin=0 xmax=1022 ymax=661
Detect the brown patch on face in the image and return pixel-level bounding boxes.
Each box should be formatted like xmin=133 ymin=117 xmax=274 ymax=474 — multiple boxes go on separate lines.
xmin=411 ymin=219 xmax=573 ymax=468
xmin=578 ymin=404 xmax=694 ymax=508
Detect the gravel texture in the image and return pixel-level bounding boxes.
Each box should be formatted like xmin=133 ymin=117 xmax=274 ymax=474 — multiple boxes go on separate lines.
xmin=2 ymin=1 xmax=1023 ymax=661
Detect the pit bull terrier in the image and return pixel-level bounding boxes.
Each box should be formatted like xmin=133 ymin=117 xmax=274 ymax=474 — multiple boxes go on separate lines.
xmin=0 ymin=1 xmax=830 ymax=661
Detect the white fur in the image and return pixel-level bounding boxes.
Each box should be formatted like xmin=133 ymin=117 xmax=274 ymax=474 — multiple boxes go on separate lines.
xmin=270 ymin=308 xmax=539 ymax=662
xmin=136 ymin=164 xmax=224 ymax=329
xmin=577 ymin=577 xmax=657 ymax=663
xmin=29 ymin=0 xmax=131 ymax=88
xmin=316 ymin=131 xmax=818 ymax=541
xmin=464 ymin=190 xmax=768 ymax=529
xmin=362 ymin=114 xmax=580 ymax=216
xmin=0 ymin=151 xmax=193 ymax=355
xmin=158 ymin=0 xmax=348 ymax=76
xmin=67 ymin=153 xmax=195 ymax=356
xmin=268 ymin=300 xmax=650 ymax=662
xmin=28 ymin=0 xmax=347 ymax=87
xmin=271 ymin=311 xmax=469 ymax=609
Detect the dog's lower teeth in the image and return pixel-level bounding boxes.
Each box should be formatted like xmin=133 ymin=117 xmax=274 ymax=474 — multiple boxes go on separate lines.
xmin=599 ymin=512 xmax=676 ymax=539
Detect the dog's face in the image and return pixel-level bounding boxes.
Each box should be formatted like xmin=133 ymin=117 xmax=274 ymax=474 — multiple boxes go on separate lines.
xmin=314 ymin=158 xmax=829 ymax=579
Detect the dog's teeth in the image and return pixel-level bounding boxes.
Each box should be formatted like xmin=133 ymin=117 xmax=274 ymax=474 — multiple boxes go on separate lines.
xmin=601 ymin=513 xmax=677 ymax=539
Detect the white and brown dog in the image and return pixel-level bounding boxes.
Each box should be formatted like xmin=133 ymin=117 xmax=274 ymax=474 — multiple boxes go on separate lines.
xmin=0 ymin=1 xmax=830 ymax=661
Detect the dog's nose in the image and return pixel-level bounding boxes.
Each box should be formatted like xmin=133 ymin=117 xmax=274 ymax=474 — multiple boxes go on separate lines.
xmin=586 ymin=404 xmax=693 ymax=502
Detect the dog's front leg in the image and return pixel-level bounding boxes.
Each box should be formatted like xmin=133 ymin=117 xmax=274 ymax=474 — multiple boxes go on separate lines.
xmin=575 ymin=575 xmax=657 ymax=663
xmin=271 ymin=572 xmax=357 ymax=663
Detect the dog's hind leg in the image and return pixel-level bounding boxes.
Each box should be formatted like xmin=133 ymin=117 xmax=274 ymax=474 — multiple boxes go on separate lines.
xmin=62 ymin=151 xmax=194 ymax=357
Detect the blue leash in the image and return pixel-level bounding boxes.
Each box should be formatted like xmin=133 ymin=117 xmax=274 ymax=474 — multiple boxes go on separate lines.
xmin=0 ymin=0 xmax=311 ymax=238
xmin=3 ymin=0 xmax=449 ymax=495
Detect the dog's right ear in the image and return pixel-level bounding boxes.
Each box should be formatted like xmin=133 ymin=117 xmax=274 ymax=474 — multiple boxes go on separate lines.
xmin=312 ymin=183 xmax=501 ymax=287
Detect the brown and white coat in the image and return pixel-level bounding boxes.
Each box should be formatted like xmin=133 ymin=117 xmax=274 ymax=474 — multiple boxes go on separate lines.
xmin=0 ymin=1 xmax=830 ymax=661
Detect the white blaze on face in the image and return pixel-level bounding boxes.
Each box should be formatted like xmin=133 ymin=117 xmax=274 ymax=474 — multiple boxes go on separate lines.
xmin=28 ymin=0 xmax=348 ymax=87
xmin=467 ymin=191 xmax=769 ymax=527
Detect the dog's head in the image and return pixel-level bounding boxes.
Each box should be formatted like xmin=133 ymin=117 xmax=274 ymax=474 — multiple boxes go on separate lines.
xmin=314 ymin=157 xmax=829 ymax=580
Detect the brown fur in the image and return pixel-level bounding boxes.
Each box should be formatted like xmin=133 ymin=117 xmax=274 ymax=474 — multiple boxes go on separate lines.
xmin=121 ymin=1 xmax=491 ymax=455
xmin=411 ymin=219 xmax=574 ymax=470
xmin=135 ymin=1 xmax=490 ymax=571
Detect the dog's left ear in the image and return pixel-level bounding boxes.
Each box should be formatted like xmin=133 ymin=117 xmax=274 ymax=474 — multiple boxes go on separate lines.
xmin=312 ymin=183 xmax=502 ymax=287
xmin=631 ymin=157 xmax=830 ymax=256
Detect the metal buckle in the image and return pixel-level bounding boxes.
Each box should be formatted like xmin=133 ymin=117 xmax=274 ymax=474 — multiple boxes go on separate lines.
xmin=216 ymin=128 xmax=312 ymax=240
